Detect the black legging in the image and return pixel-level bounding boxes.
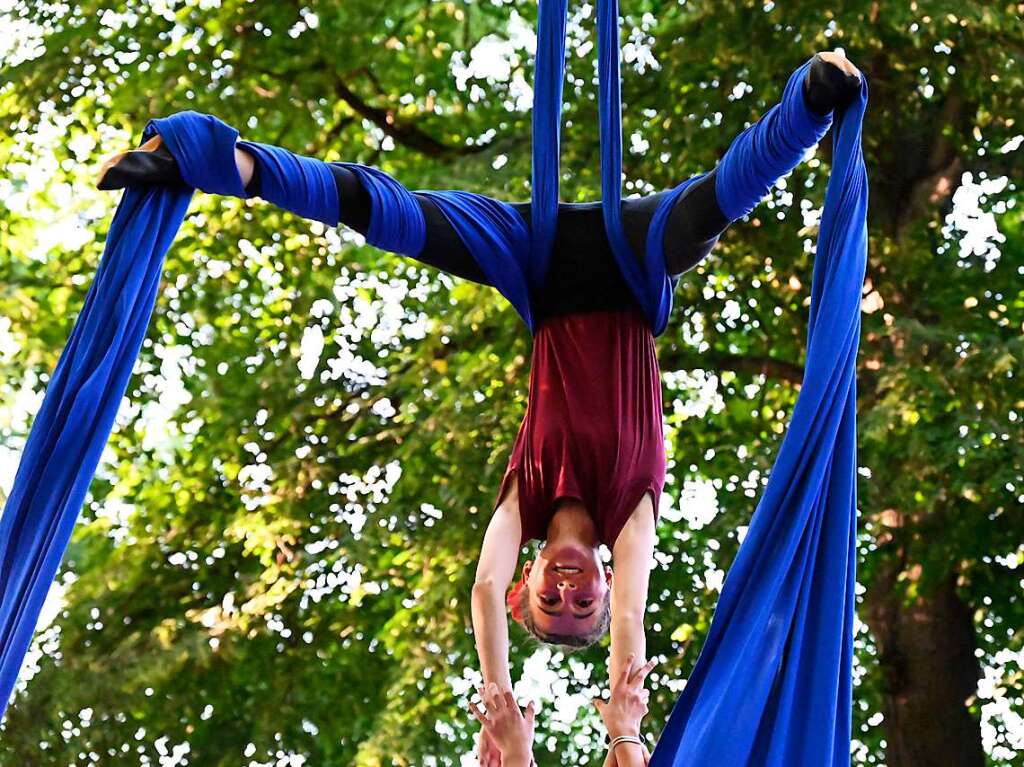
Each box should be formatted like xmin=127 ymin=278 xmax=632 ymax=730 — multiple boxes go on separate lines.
xmin=320 ymin=163 xmax=727 ymax=324
xmin=243 ymin=53 xmax=857 ymax=326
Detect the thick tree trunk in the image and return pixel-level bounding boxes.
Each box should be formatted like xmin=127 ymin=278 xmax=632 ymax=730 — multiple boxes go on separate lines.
xmin=864 ymin=566 xmax=986 ymax=767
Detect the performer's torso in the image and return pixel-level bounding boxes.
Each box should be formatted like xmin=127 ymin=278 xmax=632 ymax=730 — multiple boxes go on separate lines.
xmin=508 ymin=306 xmax=666 ymax=548
xmin=509 ymin=200 xmax=674 ymax=326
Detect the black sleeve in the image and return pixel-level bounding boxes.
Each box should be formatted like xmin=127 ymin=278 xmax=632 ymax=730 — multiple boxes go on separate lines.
xmin=626 ymin=54 xmax=862 ymax=277
xmin=280 ymin=162 xmax=492 ymax=286
xmin=619 ymin=170 xmax=727 ymax=278
xmin=662 ymin=168 xmax=729 ymax=276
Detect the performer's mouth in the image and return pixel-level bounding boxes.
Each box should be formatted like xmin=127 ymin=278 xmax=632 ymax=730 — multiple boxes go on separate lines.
xmin=553 ymin=565 xmax=582 ymax=573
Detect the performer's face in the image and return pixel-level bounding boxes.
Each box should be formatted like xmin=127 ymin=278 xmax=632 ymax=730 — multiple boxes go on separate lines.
xmin=522 ymin=545 xmax=611 ymax=638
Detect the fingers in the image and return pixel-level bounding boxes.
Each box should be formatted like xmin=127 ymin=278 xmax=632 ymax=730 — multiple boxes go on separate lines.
xmin=502 ymin=690 xmax=517 ymax=713
xmin=628 ymin=657 xmax=657 ymax=687
xmin=469 ymin=699 xmax=490 ymax=729
xmin=477 ymin=682 xmax=500 ymax=713
xmin=486 ymin=683 xmax=506 ymax=712
xmin=525 ymin=700 xmax=536 ymax=725
xmin=478 ymin=728 xmax=500 ymax=767
xmin=643 ymin=744 xmax=652 ymax=766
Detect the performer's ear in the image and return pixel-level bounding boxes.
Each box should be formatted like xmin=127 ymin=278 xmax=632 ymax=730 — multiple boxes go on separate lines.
xmin=507 ymin=578 xmax=527 ymax=623
xmin=522 ymin=559 xmax=534 ymax=581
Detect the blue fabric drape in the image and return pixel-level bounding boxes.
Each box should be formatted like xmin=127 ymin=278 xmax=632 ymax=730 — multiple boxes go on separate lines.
xmin=648 ymin=65 xmax=869 ymax=767
xmin=0 ymin=178 xmax=194 ymax=712
xmin=2 ymin=6 xmax=867 ymax=760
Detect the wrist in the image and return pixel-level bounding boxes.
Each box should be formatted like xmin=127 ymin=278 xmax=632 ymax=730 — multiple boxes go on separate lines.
xmin=502 ymin=747 xmax=533 ymax=767
xmin=484 ymin=678 xmax=514 ymax=694
xmin=605 ymin=725 xmax=641 ymax=741
xmin=609 ymin=736 xmax=645 ymax=762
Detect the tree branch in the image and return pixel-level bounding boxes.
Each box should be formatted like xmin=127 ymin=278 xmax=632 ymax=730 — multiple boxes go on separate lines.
xmin=660 ymin=347 xmax=804 ymax=385
xmin=332 ymin=76 xmax=491 ymax=159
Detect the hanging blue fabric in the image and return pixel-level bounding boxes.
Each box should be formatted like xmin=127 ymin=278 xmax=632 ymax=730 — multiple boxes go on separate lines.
xmin=0 ymin=179 xmax=194 ymax=712
xmin=1 ymin=6 xmax=868 ymax=758
xmin=529 ymin=0 xmax=569 ymax=292
xmin=648 ymin=66 xmax=869 ymax=767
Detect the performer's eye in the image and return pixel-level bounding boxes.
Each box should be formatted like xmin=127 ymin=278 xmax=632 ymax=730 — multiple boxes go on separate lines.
xmin=540 ymin=595 xmax=559 ymax=606
xmin=577 ymin=599 xmax=593 ymax=609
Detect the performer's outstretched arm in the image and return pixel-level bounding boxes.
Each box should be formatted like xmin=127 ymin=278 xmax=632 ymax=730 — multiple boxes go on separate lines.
xmin=608 ymin=496 xmax=657 ymax=691
xmin=471 ymin=496 xmax=521 ymax=696
xmin=298 ymin=160 xmax=492 ymax=285
xmin=627 ymin=51 xmax=862 ymax=277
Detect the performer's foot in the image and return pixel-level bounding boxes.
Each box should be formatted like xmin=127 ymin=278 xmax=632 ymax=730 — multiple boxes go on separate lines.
xmin=804 ymin=52 xmax=862 ymax=115
xmin=96 ymin=134 xmax=186 ymax=190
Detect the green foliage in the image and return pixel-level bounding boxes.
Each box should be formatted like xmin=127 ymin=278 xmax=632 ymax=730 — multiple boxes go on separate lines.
xmin=0 ymin=1 xmax=1021 ymax=765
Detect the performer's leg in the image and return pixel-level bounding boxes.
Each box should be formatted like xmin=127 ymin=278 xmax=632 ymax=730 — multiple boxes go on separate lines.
xmin=98 ymin=124 xmax=493 ymax=287
xmin=325 ymin=162 xmax=490 ymax=285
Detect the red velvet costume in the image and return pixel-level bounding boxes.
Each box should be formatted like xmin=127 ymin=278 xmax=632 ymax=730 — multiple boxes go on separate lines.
xmin=493 ymin=308 xmax=665 ymax=549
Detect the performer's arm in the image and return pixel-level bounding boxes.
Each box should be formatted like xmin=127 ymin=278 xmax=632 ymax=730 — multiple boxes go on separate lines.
xmin=471 ymin=494 xmax=523 ymax=695
xmin=608 ymin=497 xmax=657 ymax=690
xmin=235 ymin=149 xmax=493 ymax=285
xmin=323 ymin=163 xmax=492 ymax=284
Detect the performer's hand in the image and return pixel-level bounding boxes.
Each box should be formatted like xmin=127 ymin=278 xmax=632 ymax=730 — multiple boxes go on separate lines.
xmin=470 ymin=683 xmax=536 ymax=767
xmin=593 ymin=653 xmax=655 ymax=740
xmin=477 ymin=726 xmax=503 ymax=767
xmin=472 ymin=680 xmax=517 ymax=766
xmin=96 ymin=133 xmax=187 ymax=191
xmin=815 ymin=51 xmax=862 ymax=81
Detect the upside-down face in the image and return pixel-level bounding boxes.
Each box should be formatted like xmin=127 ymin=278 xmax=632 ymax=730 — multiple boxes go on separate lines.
xmin=508 ymin=542 xmax=612 ymax=648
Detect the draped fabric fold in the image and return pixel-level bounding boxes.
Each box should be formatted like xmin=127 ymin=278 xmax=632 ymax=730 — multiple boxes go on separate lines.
xmin=649 ymin=66 xmax=869 ymax=767
xmin=2 ymin=5 xmax=867 ymax=759
xmin=0 ymin=182 xmax=194 ymax=712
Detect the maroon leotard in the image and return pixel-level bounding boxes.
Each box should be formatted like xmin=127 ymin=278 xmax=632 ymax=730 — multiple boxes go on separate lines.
xmin=493 ymin=308 xmax=665 ymax=549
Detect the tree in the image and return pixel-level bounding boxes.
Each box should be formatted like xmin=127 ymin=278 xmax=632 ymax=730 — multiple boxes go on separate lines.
xmin=0 ymin=1 xmax=1021 ymax=765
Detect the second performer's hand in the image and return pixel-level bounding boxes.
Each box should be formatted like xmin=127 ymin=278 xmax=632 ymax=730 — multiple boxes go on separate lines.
xmin=478 ymin=727 xmax=503 ymax=767
xmin=594 ymin=654 xmax=655 ymax=740
xmin=594 ymin=653 xmax=656 ymax=765
xmin=470 ymin=683 xmax=536 ymax=767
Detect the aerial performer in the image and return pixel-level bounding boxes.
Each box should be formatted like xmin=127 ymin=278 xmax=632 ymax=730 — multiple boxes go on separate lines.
xmin=1 ymin=1 xmax=869 ymax=765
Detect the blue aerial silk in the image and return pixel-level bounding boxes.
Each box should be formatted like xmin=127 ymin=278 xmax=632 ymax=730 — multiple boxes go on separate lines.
xmin=648 ymin=65 xmax=869 ymax=767
xmin=1 ymin=4 xmax=869 ymax=762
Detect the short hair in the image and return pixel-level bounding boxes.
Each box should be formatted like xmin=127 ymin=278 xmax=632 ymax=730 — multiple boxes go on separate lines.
xmin=510 ymin=581 xmax=611 ymax=651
